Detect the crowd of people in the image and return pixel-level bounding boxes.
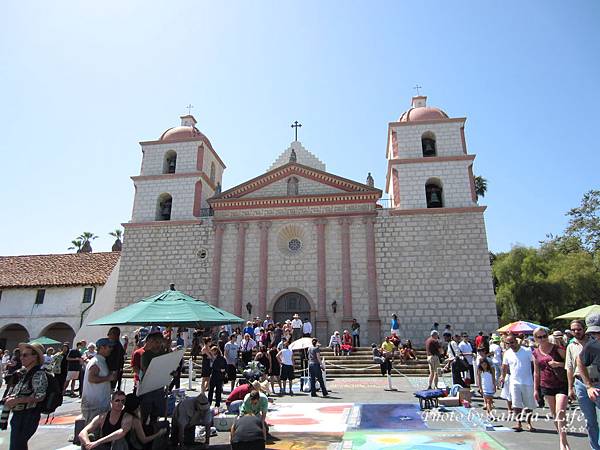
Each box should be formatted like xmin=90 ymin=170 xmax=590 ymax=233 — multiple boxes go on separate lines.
xmin=4 ymin=312 xmax=600 ymax=449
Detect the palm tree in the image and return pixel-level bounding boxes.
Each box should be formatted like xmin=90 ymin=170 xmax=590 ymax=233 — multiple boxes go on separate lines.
xmin=68 ymin=239 xmax=83 ymax=253
xmin=78 ymin=232 xmax=98 ymax=253
xmin=109 ymin=229 xmax=123 ymax=252
xmin=474 ymin=175 xmax=488 ymax=199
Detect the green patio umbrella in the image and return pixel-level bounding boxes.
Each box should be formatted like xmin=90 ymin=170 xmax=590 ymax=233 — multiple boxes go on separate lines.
xmin=555 ymin=304 xmax=600 ymax=320
xmin=89 ymin=288 xmax=244 ymax=327
xmin=29 ymin=336 xmax=62 ymax=345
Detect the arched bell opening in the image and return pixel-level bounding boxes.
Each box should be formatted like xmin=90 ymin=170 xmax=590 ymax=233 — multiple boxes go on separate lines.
xmin=421 ymin=131 xmax=437 ymax=157
xmin=163 ymin=150 xmax=177 ymax=174
xmin=425 ymin=179 xmax=443 ymax=208
xmin=156 ymin=193 xmax=173 ymax=221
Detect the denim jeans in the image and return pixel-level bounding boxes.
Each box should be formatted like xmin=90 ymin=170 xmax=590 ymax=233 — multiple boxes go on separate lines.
xmin=574 ymin=378 xmax=600 ymax=450
xmin=9 ymin=408 xmax=41 ymax=450
xmin=309 ymin=363 xmax=328 ymax=396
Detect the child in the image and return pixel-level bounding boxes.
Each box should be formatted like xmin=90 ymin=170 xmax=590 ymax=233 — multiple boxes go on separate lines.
xmin=477 ymin=359 xmax=496 ymax=420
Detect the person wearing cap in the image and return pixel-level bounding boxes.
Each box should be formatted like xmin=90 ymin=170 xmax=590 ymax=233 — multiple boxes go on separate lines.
xmin=171 ymin=393 xmax=213 ymax=448
xmin=139 ymin=333 xmax=168 ymax=430
xmin=4 ymin=342 xmax=47 ymax=450
xmin=81 ymin=337 xmax=116 ymax=425
xmin=106 ymin=327 xmax=126 ymax=391
xmin=291 ymin=314 xmax=303 ymax=341
xmin=425 ymin=330 xmax=443 ymax=390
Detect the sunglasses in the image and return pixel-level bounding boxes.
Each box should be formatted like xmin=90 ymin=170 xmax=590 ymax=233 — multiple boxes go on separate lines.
xmin=535 ymin=334 xmax=548 ymax=339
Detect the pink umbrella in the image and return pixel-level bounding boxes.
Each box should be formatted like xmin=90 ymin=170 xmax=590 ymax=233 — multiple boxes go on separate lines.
xmin=496 ymin=320 xmax=543 ymax=334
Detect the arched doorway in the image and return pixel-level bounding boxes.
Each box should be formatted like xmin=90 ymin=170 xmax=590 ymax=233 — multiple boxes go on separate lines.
xmin=40 ymin=322 xmax=76 ymax=346
xmin=273 ymin=292 xmax=311 ymax=325
xmin=0 ymin=323 xmax=30 ymax=351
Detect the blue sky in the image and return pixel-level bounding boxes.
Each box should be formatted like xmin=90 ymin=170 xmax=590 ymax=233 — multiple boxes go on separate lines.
xmin=1 ymin=1 xmax=598 ymax=255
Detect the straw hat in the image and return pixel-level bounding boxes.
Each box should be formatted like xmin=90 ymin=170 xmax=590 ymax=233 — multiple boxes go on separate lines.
xmin=18 ymin=342 xmax=44 ymax=366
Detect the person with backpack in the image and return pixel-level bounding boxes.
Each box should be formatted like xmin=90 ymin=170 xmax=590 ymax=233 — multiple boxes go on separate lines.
xmin=3 ymin=342 xmax=48 ymax=450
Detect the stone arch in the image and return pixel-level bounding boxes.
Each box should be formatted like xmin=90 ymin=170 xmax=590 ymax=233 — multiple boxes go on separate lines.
xmin=0 ymin=323 xmax=30 ymax=351
xmin=421 ymin=131 xmax=437 ymax=157
xmin=163 ymin=150 xmax=177 ymax=174
xmin=425 ymin=177 xmax=444 ymax=208
xmin=40 ymin=322 xmax=76 ymax=346
xmin=269 ymin=288 xmax=316 ymax=325
xmin=156 ymin=193 xmax=173 ymax=221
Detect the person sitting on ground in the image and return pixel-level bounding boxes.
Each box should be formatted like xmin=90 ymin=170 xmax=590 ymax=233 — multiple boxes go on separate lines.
xmin=341 ymin=330 xmax=353 ymax=356
xmin=170 ymin=393 xmax=213 ymax=449
xmin=122 ymin=393 xmax=167 ymax=450
xmin=329 ymin=331 xmax=341 ymax=356
xmin=78 ymin=390 xmax=130 ymax=450
xmin=226 ymin=380 xmax=267 ymax=414
xmin=230 ymin=411 xmax=267 ymax=450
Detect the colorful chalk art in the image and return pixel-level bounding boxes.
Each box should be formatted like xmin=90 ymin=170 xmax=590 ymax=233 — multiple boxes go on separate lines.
xmin=265 ymin=403 xmax=506 ymax=450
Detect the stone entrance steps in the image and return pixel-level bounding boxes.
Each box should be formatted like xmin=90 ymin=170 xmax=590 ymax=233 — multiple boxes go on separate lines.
xmin=121 ymin=347 xmax=429 ymax=378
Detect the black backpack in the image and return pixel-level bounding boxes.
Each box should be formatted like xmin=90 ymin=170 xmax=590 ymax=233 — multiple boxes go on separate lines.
xmin=25 ymin=367 xmax=63 ymax=417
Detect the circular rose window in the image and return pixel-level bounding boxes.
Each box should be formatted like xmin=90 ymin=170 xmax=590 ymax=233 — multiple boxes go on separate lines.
xmin=288 ymin=238 xmax=302 ymax=253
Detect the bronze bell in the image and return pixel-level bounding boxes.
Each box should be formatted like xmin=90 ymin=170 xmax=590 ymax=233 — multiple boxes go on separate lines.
xmin=429 ymin=191 xmax=441 ymax=206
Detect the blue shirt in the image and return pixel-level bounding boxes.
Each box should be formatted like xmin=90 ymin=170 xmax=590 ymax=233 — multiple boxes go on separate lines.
xmin=243 ymin=326 xmax=255 ymax=339
xmin=391 ymin=318 xmax=399 ymax=330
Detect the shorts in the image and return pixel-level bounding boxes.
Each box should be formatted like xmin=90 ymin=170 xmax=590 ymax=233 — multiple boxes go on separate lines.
xmin=509 ymin=383 xmax=537 ymax=410
xmin=390 ymin=329 xmax=399 ymax=336
xmin=66 ymin=370 xmax=80 ymax=381
xmin=482 ymin=391 xmax=495 ymax=398
xmin=280 ymin=364 xmax=295 ymax=380
xmin=427 ymin=355 xmax=440 ymax=372
xmin=226 ymin=364 xmax=237 ymax=381
xmin=541 ymin=386 xmax=568 ymax=397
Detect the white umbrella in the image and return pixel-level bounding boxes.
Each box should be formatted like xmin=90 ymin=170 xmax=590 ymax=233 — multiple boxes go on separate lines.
xmin=288 ymin=337 xmax=314 ymax=351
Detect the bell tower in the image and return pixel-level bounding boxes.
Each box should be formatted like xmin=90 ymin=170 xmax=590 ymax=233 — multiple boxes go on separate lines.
xmin=130 ymin=115 xmax=226 ymax=223
xmin=386 ymin=96 xmax=478 ymax=210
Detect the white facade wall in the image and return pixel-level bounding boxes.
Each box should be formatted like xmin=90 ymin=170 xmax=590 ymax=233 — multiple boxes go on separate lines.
xmin=269 ymin=141 xmax=326 ymax=172
xmin=394 ymin=160 xmax=475 ymax=209
xmin=132 ymin=177 xmax=201 ymax=222
xmin=391 ymin=121 xmax=465 ymax=159
xmin=243 ymin=176 xmax=346 ymax=198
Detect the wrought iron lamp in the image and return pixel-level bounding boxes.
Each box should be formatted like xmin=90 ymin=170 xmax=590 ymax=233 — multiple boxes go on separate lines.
xmin=331 ymin=300 xmax=337 ymax=314
xmin=246 ymin=302 xmax=253 ymax=315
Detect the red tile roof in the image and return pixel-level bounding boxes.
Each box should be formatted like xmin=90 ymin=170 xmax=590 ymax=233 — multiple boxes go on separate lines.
xmin=0 ymin=252 xmax=120 ymax=289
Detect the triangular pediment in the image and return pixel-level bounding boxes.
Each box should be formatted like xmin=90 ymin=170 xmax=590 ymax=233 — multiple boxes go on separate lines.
xmin=210 ymin=162 xmax=381 ymax=202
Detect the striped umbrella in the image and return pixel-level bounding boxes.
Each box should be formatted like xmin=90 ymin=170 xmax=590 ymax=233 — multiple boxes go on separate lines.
xmin=497 ymin=320 xmax=543 ymax=334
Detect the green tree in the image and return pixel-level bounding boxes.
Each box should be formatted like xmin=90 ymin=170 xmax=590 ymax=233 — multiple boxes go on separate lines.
xmin=109 ymin=229 xmax=123 ymax=252
xmin=78 ymin=232 xmax=98 ymax=253
xmin=474 ymin=175 xmax=487 ymax=199
xmin=68 ymin=239 xmax=83 ymax=253
xmin=564 ymin=189 xmax=600 ymax=253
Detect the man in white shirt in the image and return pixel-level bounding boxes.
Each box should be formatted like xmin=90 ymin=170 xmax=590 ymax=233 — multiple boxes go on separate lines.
xmin=500 ymin=335 xmax=536 ymax=432
xmin=81 ymin=338 xmax=117 ymax=424
xmin=291 ymin=314 xmax=303 ymax=341
xmin=302 ymin=318 xmax=313 ymax=337
xmin=458 ymin=333 xmax=475 ymax=384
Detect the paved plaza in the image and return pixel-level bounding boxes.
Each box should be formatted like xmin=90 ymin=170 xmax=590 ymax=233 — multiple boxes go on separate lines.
xmin=0 ymin=376 xmax=590 ymax=449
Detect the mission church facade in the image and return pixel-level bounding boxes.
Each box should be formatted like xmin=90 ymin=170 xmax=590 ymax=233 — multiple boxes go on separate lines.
xmin=115 ymin=96 xmax=498 ymax=344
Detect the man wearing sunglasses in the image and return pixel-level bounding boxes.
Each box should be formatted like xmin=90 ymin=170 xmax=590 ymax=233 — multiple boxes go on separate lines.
xmin=78 ymin=390 xmax=131 ymax=450
xmin=499 ymin=335 xmax=536 ymax=432
xmin=577 ymin=314 xmax=600 ymax=449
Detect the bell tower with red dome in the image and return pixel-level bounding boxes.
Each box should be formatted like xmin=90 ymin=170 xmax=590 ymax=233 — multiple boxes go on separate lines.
xmin=386 ymin=96 xmax=478 ymax=210
xmin=130 ymin=115 xmax=226 ymax=223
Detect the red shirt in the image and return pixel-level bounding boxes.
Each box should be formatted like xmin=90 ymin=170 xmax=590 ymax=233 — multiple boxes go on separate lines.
xmin=131 ymin=347 xmax=145 ymax=384
xmin=475 ymin=335 xmax=484 ymax=349
xmin=226 ymin=383 xmax=252 ymax=404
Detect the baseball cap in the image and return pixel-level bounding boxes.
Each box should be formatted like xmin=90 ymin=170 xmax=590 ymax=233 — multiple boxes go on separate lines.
xmin=430 ymin=330 xmax=439 ymax=336
xmin=96 ymin=337 xmax=116 ymax=348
